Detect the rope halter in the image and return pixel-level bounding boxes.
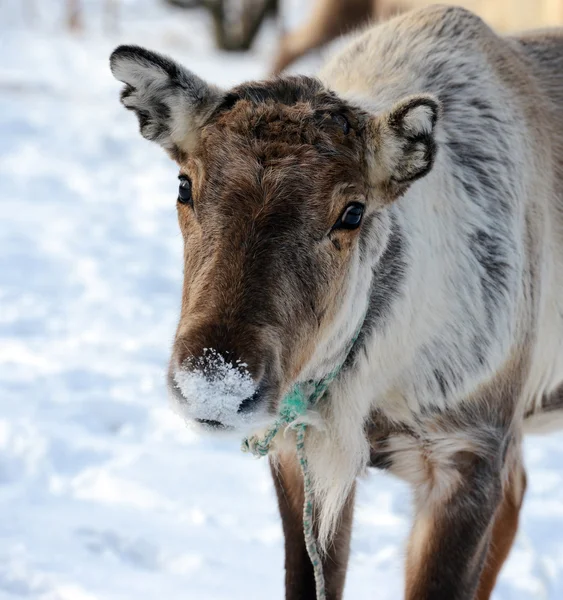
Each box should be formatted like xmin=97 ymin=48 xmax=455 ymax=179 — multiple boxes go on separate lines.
xmin=241 ymin=322 xmax=364 ymax=600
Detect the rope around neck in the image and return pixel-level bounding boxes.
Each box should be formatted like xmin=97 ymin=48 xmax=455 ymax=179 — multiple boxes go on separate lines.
xmin=241 ymin=381 xmax=329 ymax=600
xmin=241 ymin=324 xmax=364 ymax=600
xmin=295 ymin=423 xmax=326 ymax=599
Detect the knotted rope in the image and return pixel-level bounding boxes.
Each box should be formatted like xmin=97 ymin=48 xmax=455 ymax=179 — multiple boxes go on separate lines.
xmin=241 ymin=325 xmax=364 ymax=600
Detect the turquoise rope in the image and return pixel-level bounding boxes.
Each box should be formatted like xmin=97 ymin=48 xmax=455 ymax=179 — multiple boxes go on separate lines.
xmin=241 ymin=380 xmax=332 ymax=600
xmin=241 ymin=324 xmax=364 ymax=600
xmin=241 ymin=377 xmax=333 ymax=456
xmin=296 ymin=423 xmax=326 ymax=600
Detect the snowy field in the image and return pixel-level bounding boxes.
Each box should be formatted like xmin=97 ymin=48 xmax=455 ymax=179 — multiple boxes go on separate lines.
xmin=1 ymin=1 xmax=563 ymax=598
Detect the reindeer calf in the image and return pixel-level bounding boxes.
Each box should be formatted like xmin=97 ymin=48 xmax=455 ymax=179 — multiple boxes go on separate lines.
xmin=111 ymin=5 xmax=563 ymax=599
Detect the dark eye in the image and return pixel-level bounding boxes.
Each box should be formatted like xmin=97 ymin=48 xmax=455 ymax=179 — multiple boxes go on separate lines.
xmin=332 ymin=113 xmax=350 ymax=135
xmin=178 ymin=175 xmax=193 ymax=206
xmin=333 ymin=202 xmax=364 ymax=230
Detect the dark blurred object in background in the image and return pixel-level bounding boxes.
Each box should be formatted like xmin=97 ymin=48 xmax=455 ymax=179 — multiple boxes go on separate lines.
xmin=54 ymin=1 xmax=563 ymax=71
xmin=162 ymin=0 xmax=563 ymax=75
xmin=272 ymin=0 xmax=406 ymax=73
xmin=164 ymin=0 xmax=385 ymax=68
xmin=206 ymin=0 xmax=278 ymax=51
xmin=166 ymin=0 xmax=278 ymax=51
xmin=273 ymin=0 xmax=373 ymax=73
xmin=165 ymin=0 xmax=202 ymax=7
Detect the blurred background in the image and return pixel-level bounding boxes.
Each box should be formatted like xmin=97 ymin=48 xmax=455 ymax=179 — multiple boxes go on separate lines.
xmin=1 ymin=1 xmax=563 ymax=599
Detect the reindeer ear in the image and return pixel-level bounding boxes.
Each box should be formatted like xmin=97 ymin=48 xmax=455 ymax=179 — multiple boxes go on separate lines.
xmin=110 ymin=45 xmax=223 ymax=160
xmin=366 ymin=94 xmax=440 ymax=201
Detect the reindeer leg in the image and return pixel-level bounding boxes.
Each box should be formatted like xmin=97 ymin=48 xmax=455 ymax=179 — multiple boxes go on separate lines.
xmin=405 ymin=437 xmax=518 ymax=600
xmin=270 ymin=452 xmax=355 ymax=600
xmin=475 ymin=460 xmax=526 ymax=600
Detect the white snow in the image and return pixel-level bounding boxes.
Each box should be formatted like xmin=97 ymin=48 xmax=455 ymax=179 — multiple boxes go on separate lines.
xmin=1 ymin=1 xmax=563 ymax=599
xmin=172 ymin=351 xmax=256 ymax=426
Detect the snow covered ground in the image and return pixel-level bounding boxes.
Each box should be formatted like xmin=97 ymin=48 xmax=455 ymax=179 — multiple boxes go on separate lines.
xmin=1 ymin=1 xmax=563 ymax=598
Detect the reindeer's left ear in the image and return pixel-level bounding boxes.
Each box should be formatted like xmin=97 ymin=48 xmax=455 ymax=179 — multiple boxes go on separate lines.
xmin=366 ymin=94 xmax=440 ymax=201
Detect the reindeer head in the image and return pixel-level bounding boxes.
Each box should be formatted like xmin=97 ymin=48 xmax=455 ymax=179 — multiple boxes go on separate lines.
xmin=110 ymin=45 xmax=439 ymax=432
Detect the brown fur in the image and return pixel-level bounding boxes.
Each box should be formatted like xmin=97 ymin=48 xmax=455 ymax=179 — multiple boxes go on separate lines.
xmin=272 ymin=0 xmax=407 ymax=74
xmin=365 ymin=347 xmax=532 ymax=599
xmin=271 ymin=452 xmax=355 ymax=600
xmin=475 ymin=464 xmax=527 ymax=600
xmin=404 ymin=452 xmax=502 ymax=600
xmin=171 ymin=83 xmax=369 ymax=402
xmin=272 ymin=0 xmax=375 ymax=74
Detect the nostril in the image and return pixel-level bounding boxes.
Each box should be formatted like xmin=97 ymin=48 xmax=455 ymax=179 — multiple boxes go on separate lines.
xmin=237 ymin=390 xmax=262 ymax=414
xmin=195 ymin=418 xmax=226 ymax=429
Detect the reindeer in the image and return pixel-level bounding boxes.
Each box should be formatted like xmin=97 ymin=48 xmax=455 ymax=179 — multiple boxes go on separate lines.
xmin=272 ymin=0 xmax=376 ymax=74
xmin=110 ymin=5 xmax=563 ymax=599
xmin=272 ymin=0 xmax=411 ymax=74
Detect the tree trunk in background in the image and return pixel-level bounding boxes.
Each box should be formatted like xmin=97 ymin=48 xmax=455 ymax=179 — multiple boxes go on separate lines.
xmin=165 ymin=0 xmax=203 ymax=7
xmin=205 ymin=0 xmax=279 ymax=51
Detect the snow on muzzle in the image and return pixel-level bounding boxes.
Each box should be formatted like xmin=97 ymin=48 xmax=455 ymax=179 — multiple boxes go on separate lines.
xmin=168 ymin=349 xmax=268 ymax=430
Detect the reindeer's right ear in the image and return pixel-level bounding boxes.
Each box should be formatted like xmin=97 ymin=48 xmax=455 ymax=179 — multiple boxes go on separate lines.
xmin=110 ymin=45 xmax=223 ymax=160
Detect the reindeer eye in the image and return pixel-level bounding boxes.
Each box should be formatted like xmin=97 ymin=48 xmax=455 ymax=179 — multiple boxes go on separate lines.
xmin=333 ymin=202 xmax=364 ymax=230
xmin=178 ymin=175 xmax=193 ymax=206
xmin=332 ymin=113 xmax=350 ymax=135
